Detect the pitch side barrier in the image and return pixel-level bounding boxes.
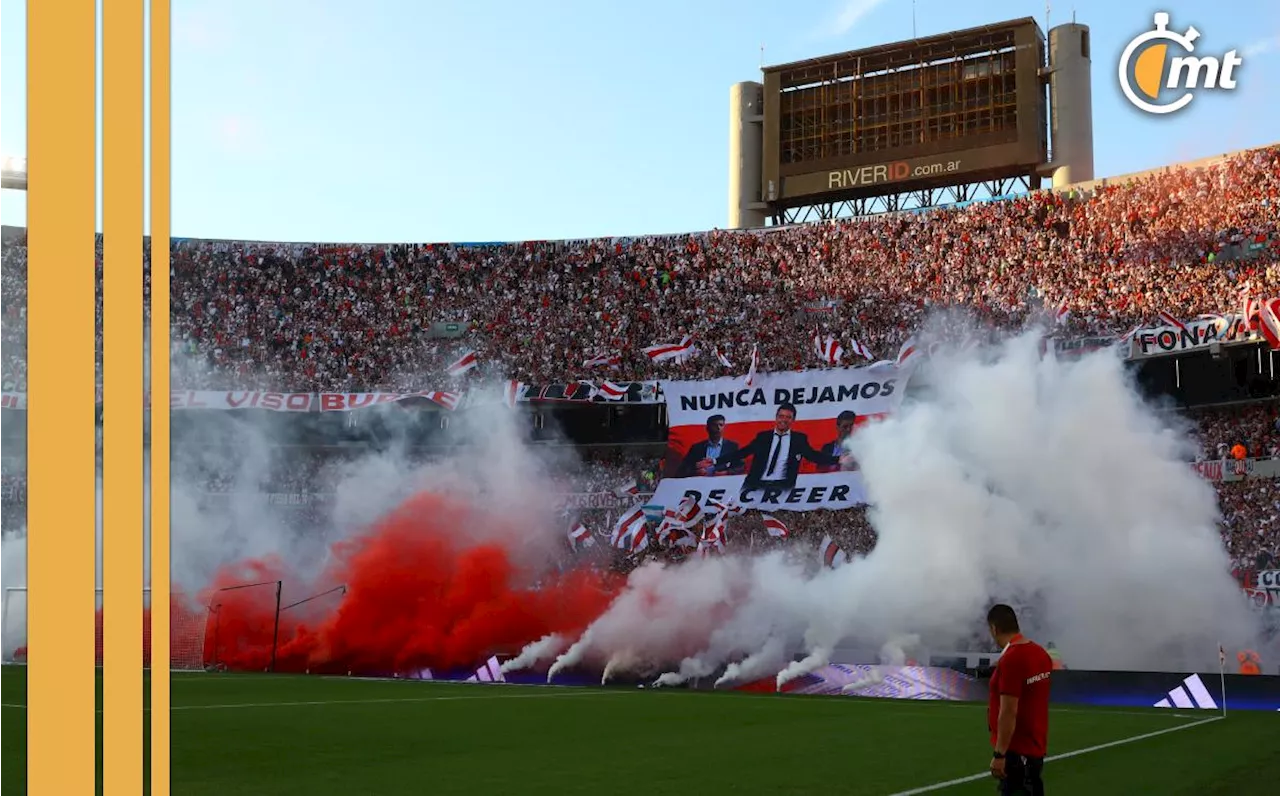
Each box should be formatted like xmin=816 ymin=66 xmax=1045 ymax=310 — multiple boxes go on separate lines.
xmin=686 ymin=665 xmax=1280 ymax=711
xmin=470 ymin=663 xmax=1280 ymax=711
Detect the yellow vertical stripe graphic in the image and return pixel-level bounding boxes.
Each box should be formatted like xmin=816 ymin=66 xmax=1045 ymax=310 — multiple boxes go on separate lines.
xmin=149 ymin=0 xmax=173 ymax=792
xmin=103 ymin=0 xmax=147 ymax=793
xmin=26 ymin=1 xmax=98 ymax=794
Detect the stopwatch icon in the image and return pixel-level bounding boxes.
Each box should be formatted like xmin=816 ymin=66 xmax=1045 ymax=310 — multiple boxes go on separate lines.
xmin=1118 ymin=12 xmax=1201 ymax=115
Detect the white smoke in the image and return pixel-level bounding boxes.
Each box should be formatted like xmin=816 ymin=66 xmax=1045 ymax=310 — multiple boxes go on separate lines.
xmin=499 ymin=632 xmax=567 ymax=674
xmin=551 ymin=331 xmax=1262 ymax=679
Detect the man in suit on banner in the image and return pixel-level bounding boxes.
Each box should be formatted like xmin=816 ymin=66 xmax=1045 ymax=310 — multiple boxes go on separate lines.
xmin=818 ymin=410 xmax=860 ymax=473
xmin=711 ymin=403 xmax=846 ymax=490
xmin=678 ymin=414 xmax=742 ymax=477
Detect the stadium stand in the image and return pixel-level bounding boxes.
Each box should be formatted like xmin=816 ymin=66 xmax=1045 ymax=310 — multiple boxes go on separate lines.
xmin=1 ymin=144 xmax=1278 ymax=591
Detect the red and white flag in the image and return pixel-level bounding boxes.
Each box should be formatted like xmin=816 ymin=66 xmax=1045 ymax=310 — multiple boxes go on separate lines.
xmin=583 ymin=352 xmax=622 ymax=368
xmin=699 ymin=519 xmax=727 ymax=556
xmin=447 ymin=350 xmax=478 ymax=378
xmin=761 ymin=513 xmax=789 ymax=539
xmin=819 ymin=535 xmax=848 ymax=569
xmin=744 ymin=343 xmax=759 ymax=387
xmin=568 ymin=523 xmax=594 ymax=551
xmin=664 ymin=494 xmax=703 ymax=528
xmin=1053 ymin=298 xmax=1071 ymax=326
xmin=1218 ymin=644 xmax=1226 ymax=668
xmin=594 ymin=381 xmax=629 ymax=401
xmin=706 ymin=498 xmax=746 ymax=518
xmin=424 ymin=391 xmax=460 ymax=411
xmin=1241 ymin=286 xmax=1261 ymax=331
xmin=813 ymin=331 xmax=844 ymax=366
xmin=613 ymin=480 xmax=640 ymax=498
xmin=658 ymin=520 xmax=698 ymax=549
xmin=847 ymin=338 xmax=873 ymax=361
xmin=629 ymin=527 xmax=650 ymax=554
xmin=644 ymin=335 xmax=696 ymax=363
xmin=714 ymin=347 xmax=733 ymax=368
xmin=610 ymin=504 xmax=646 ymax=548
xmin=1157 ymin=310 xmax=1188 ymax=333
xmin=1258 ymin=298 xmax=1280 ymax=351
xmin=896 ymin=336 xmax=921 ymax=367
xmin=503 ymin=380 xmax=523 ymax=409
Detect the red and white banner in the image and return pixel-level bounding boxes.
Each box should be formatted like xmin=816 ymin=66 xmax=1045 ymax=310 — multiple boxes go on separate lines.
xmin=653 ymin=365 xmax=908 ymax=512
xmin=171 ymin=391 xmax=316 ymax=412
xmin=174 ymin=390 xmax=464 ymax=412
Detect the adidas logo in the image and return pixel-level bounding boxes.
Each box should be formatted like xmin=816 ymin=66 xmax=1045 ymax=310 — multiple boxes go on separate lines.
xmin=1152 ymin=674 xmax=1217 ymax=710
xmin=465 ymin=655 xmax=506 ymax=684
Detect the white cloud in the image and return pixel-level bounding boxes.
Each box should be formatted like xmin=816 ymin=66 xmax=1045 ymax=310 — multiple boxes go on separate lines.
xmin=1242 ymin=34 xmax=1280 ymax=57
xmin=823 ymin=0 xmax=889 ymax=38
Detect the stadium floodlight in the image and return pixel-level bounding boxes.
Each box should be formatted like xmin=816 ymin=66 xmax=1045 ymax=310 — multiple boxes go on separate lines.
xmin=1 ymin=155 xmax=28 ymax=191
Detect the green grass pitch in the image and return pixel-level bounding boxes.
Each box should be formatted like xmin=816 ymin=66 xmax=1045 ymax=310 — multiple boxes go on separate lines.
xmin=1 ymin=665 xmax=1276 ymax=795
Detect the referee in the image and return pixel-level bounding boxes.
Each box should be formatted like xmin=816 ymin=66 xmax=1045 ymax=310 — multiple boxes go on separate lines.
xmin=986 ymin=604 xmax=1052 ymax=796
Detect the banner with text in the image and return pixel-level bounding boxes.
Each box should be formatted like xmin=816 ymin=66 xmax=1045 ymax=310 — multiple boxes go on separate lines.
xmin=654 ymin=365 xmax=908 ymax=512
xmin=1248 ymin=570 xmax=1280 ymax=611
xmin=1128 ymin=315 xmax=1261 ymax=359
xmin=0 ymin=385 xmax=661 ymax=413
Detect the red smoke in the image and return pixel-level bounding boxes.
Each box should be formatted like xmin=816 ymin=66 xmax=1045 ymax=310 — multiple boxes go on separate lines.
xmin=201 ymin=492 xmax=621 ymax=675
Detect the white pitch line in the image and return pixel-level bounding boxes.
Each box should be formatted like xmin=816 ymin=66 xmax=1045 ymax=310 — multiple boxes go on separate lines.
xmin=885 ymin=715 xmax=1224 ymax=796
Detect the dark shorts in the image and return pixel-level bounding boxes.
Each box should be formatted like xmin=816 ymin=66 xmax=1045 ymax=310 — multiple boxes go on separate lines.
xmin=997 ymin=754 xmax=1044 ymax=796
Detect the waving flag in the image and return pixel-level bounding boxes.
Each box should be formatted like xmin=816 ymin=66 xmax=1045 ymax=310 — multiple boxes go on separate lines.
xmin=714 ymin=347 xmax=733 ymax=368
xmin=446 ymin=350 xmax=478 ymax=378
xmin=706 ymin=498 xmax=746 ymax=518
xmin=595 ymin=381 xmax=629 ymax=401
xmin=896 ymin=335 xmax=921 ymax=367
xmin=761 ymin=514 xmax=789 ymax=539
xmin=502 ymin=380 xmax=523 ymax=409
xmin=813 ymin=330 xmax=844 ymax=366
xmin=847 ymin=338 xmax=873 ymax=361
xmin=819 ymin=535 xmax=849 ymax=569
xmin=1157 ymin=310 xmax=1188 ymax=333
xmin=1258 ymin=298 xmax=1280 ymax=351
xmin=1241 ymin=286 xmax=1261 ymax=332
xmin=613 ymin=480 xmax=640 ymax=498
xmin=568 ymin=523 xmax=594 ymax=551
xmin=644 ymin=335 xmax=696 ymax=363
xmin=744 ymin=343 xmax=759 ymax=387
xmin=664 ymin=494 xmax=703 ymax=528
xmin=583 ymin=352 xmax=622 ymax=368
xmin=610 ymin=504 xmax=647 ymax=548
xmin=1053 ymin=298 xmax=1071 ymax=326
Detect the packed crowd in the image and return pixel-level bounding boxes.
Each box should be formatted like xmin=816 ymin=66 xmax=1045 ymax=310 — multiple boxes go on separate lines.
xmin=171 ymin=145 xmax=1278 ymax=389
xmin=2 ymin=147 xmax=1279 ymax=392
xmin=1192 ymin=404 xmax=1280 ymax=460
xmin=1218 ymin=478 xmax=1280 ymax=574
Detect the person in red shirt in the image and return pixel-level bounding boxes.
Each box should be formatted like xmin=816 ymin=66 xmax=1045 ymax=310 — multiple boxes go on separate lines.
xmin=986 ymin=604 xmax=1052 ymax=795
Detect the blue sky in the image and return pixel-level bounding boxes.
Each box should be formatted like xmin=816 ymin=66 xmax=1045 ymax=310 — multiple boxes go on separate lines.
xmin=1 ymin=0 xmax=1277 ymax=243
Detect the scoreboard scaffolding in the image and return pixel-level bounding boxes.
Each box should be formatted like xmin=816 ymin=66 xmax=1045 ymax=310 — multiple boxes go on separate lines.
xmin=728 ymin=18 xmax=1094 ymax=227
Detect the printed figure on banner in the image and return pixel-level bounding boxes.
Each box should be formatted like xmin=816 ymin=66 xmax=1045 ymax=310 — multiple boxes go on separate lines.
xmin=653 ymin=365 xmax=909 ymax=513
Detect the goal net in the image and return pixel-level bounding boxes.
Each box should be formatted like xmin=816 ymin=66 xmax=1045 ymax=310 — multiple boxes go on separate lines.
xmin=2 ymin=587 xmax=209 ymax=671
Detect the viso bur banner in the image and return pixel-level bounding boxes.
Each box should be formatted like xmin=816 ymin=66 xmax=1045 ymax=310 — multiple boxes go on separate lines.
xmin=652 ymin=365 xmax=909 ymax=512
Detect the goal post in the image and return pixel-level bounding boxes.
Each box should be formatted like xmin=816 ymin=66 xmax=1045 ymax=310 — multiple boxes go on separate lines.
xmin=2 ymin=586 xmax=210 ymax=670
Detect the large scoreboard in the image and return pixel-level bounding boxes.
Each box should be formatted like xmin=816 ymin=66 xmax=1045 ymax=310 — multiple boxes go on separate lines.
xmin=760 ymin=18 xmax=1048 ymax=210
